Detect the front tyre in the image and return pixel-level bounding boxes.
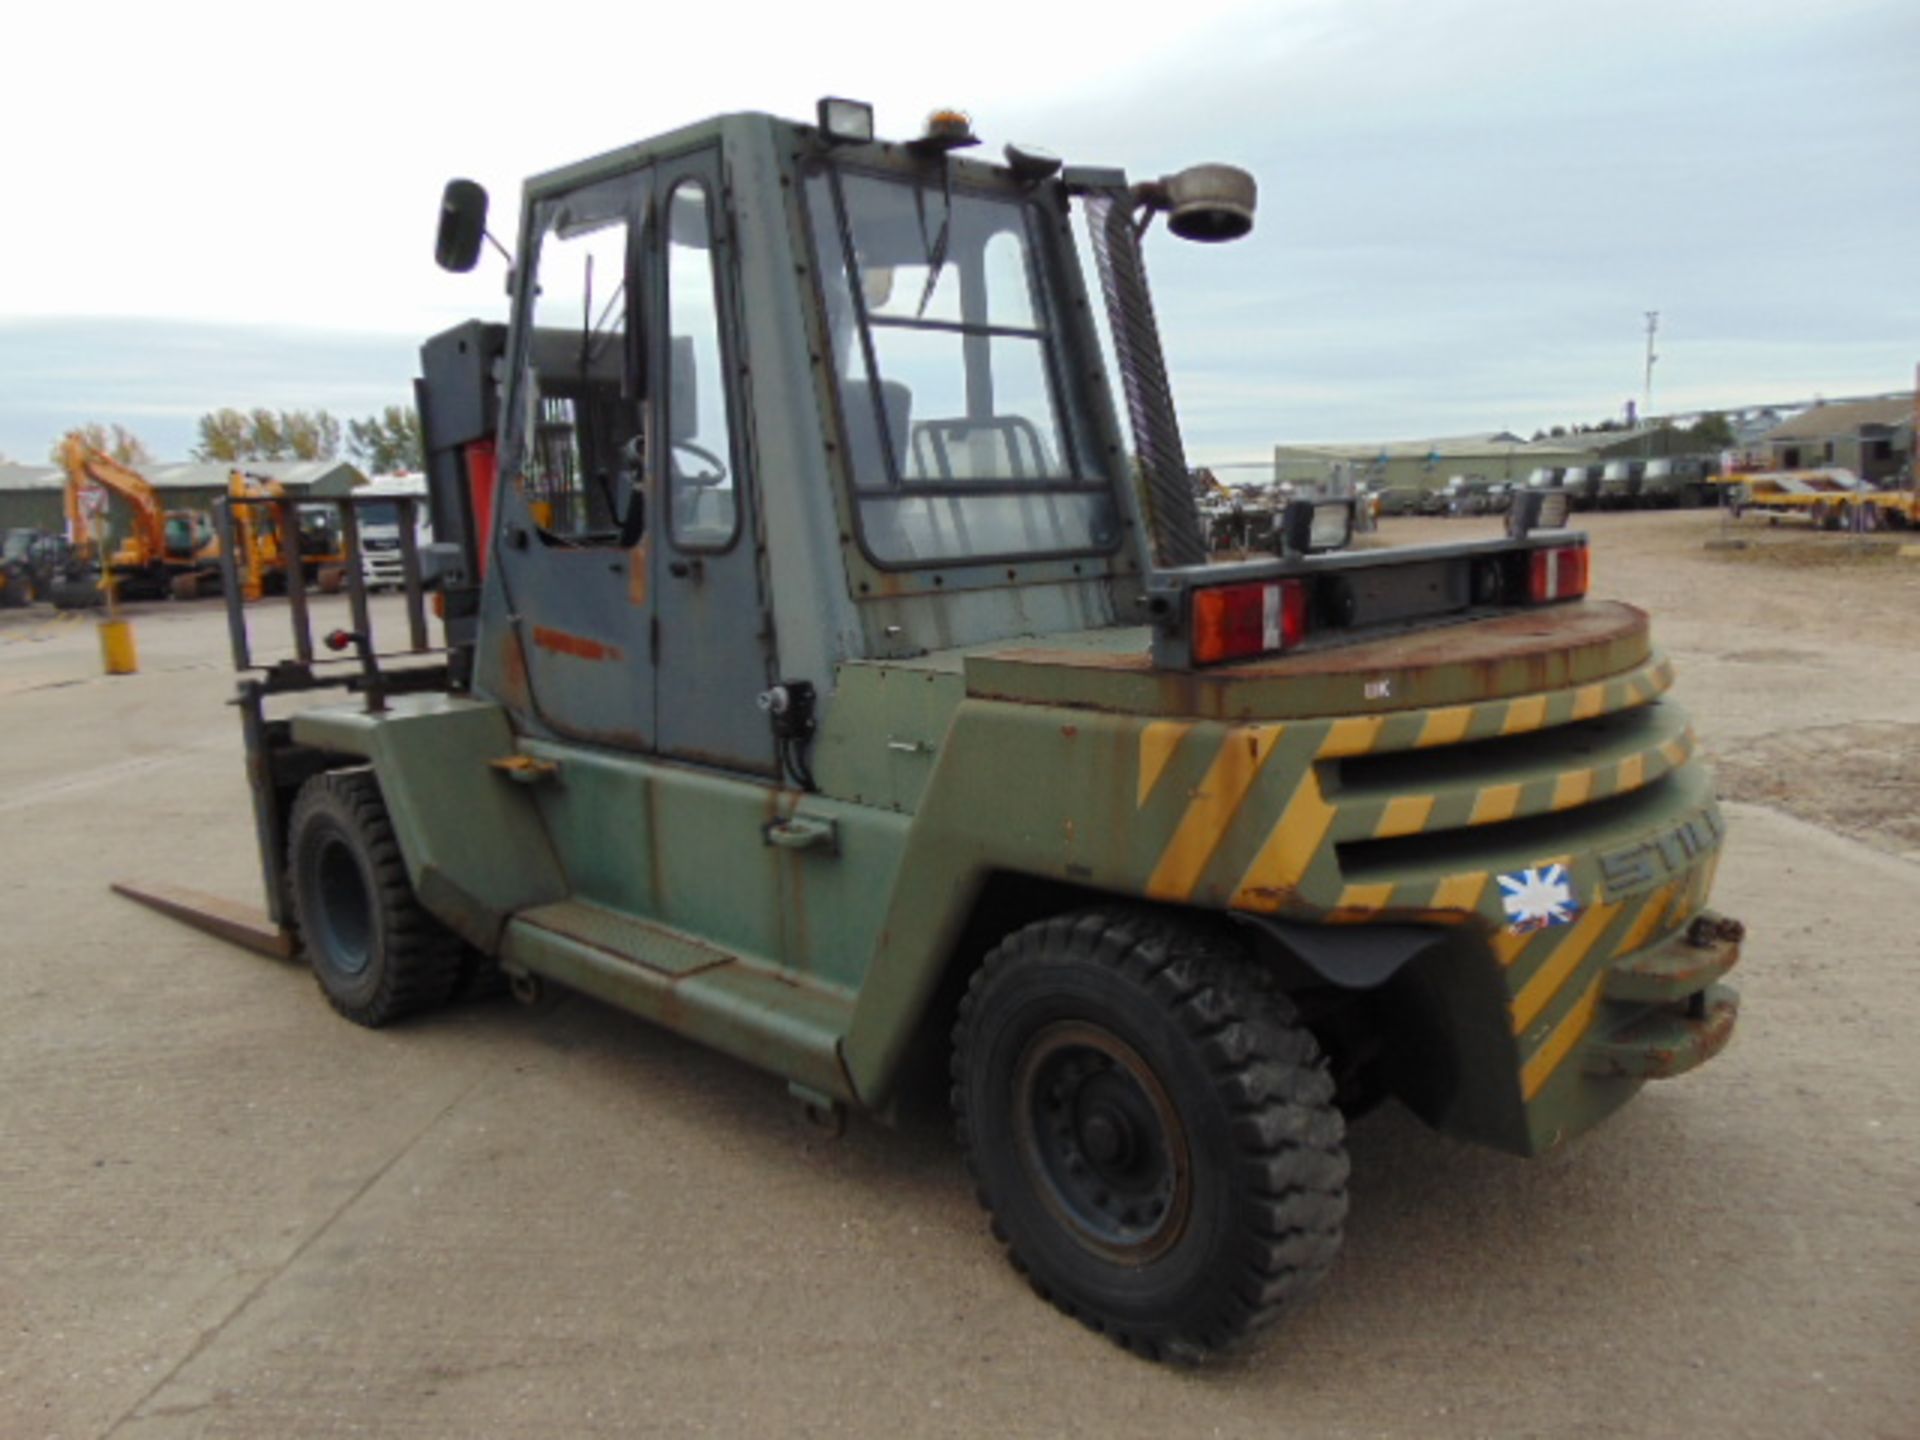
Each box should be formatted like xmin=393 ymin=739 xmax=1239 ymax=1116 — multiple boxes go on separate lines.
xmin=287 ymin=770 xmax=463 ymax=1027
xmin=952 ymin=910 xmax=1348 ymax=1363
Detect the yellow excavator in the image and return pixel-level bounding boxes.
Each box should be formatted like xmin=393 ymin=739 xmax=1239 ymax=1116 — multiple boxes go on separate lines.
xmin=52 ymin=439 xmax=348 ymax=607
xmin=225 ymin=470 xmax=347 ymax=600
xmin=55 ymin=435 xmax=224 ymax=605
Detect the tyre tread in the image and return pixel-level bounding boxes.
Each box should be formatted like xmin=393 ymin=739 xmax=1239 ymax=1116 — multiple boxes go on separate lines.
xmin=951 ymin=906 xmax=1348 ymax=1364
xmin=288 ymin=770 xmax=463 ymax=1027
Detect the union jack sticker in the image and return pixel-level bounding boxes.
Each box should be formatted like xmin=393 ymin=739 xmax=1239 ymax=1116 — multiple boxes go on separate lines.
xmin=1498 ymin=863 xmax=1583 ymax=935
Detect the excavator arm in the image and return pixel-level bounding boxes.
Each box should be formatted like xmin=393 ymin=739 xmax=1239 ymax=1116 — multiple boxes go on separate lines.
xmin=58 ymin=434 xmax=167 ymax=564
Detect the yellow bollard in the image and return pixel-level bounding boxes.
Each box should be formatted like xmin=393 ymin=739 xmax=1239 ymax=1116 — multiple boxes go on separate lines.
xmin=98 ymin=618 xmax=139 ymax=675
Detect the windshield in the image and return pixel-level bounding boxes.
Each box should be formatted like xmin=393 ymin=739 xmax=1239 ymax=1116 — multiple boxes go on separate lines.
xmin=359 ymin=500 xmax=404 ymax=528
xmin=806 ymin=166 xmax=1117 ymax=568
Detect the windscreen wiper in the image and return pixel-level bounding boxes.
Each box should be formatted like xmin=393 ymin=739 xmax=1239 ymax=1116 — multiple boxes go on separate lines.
xmin=912 ymin=163 xmax=956 ymax=318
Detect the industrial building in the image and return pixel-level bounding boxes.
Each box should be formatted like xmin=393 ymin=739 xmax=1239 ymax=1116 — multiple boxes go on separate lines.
xmin=0 ymin=458 xmax=364 ymax=534
xmin=1272 ymin=432 xmax=1592 ymax=495
xmin=1760 ymin=397 xmax=1914 ymax=483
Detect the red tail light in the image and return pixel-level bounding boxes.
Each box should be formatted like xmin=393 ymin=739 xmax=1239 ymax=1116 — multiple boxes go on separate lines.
xmin=1528 ymin=545 xmax=1589 ymax=603
xmin=1192 ymin=579 xmax=1307 ymax=664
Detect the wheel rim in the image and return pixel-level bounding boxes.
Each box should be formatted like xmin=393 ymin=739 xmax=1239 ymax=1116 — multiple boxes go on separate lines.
xmin=313 ymin=834 xmax=374 ymax=976
xmin=1012 ymin=1021 xmax=1193 ymax=1266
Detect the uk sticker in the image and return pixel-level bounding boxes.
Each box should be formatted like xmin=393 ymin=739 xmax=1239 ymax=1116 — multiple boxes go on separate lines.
xmin=1498 ymin=863 xmax=1583 ymax=935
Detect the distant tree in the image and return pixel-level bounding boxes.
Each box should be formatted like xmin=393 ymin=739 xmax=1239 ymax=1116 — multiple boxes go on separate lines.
xmin=193 ymin=408 xmax=252 ymax=461
xmin=1688 ymin=412 xmax=1735 ymax=449
xmin=248 ymin=408 xmax=288 ymax=460
xmin=281 ymin=410 xmax=342 ymax=461
xmin=347 ymin=406 xmax=424 ymax=475
xmin=52 ymin=423 xmax=152 ymax=466
xmin=1549 ymin=425 xmax=1567 ymax=438
xmin=192 ymin=407 xmax=342 ymax=462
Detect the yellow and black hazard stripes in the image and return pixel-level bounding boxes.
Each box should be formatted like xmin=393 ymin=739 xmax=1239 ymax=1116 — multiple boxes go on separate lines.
xmin=1414 ymin=705 xmax=1473 ymax=748
xmin=1519 ymin=976 xmax=1606 ymax=1102
xmin=1502 ymin=859 xmax=1712 ymax=1102
xmin=1135 ymin=720 xmax=1189 ymax=807
xmin=1125 ymin=648 xmax=1695 ymax=928
xmin=1330 ymin=703 xmax=1695 ymax=851
xmin=1144 ymin=724 xmax=1282 ymax=900
xmin=1510 ymin=899 xmax=1625 ymax=1036
xmin=1229 ymin=760 xmax=1338 ymax=910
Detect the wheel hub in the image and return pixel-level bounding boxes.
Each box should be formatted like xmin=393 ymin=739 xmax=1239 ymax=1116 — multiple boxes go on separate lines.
xmin=314 ymin=834 xmax=374 ymax=976
xmin=1013 ymin=1021 xmax=1193 ymax=1265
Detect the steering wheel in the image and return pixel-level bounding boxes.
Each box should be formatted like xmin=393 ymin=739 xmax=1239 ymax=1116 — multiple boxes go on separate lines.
xmin=673 ymin=439 xmax=729 ymax=488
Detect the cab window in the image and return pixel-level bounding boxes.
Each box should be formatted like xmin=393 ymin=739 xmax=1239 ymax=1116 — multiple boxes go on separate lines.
xmin=664 ymin=180 xmax=740 ymax=550
xmin=518 ymin=179 xmax=640 ymax=543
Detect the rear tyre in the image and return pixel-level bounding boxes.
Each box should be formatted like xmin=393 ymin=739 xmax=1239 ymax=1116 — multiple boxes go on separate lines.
xmin=50 ymin=577 xmax=104 ymax=610
xmin=287 ymin=770 xmax=463 ymax=1027
xmin=952 ymin=909 xmax=1348 ymax=1363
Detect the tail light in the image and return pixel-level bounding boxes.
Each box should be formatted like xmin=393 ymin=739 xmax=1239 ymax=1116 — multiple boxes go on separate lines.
xmin=1192 ymin=579 xmax=1307 ymax=664
xmin=1528 ymin=544 xmax=1589 ymax=603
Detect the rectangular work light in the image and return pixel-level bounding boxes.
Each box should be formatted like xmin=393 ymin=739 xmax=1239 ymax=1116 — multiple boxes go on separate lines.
xmin=817 ymin=97 xmax=875 ymax=145
xmin=1507 ymin=487 xmax=1572 ymax=538
xmin=1279 ymin=498 xmax=1354 ymax=556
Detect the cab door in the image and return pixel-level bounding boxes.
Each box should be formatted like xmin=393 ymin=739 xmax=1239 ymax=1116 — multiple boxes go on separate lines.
xmin=487 ymin=167 xmax=657 ymax=748
xmin=651 ymin=150 xmax=778 ymax=777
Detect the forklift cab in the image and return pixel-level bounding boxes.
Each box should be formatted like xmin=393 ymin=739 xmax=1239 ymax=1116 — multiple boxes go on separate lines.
xmin=433 ymin=108 xmax=1250 ymax=783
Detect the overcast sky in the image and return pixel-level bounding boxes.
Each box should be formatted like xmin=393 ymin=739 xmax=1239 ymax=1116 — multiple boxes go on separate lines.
xmin=3 ymin=0 xmax=1914 ymax=465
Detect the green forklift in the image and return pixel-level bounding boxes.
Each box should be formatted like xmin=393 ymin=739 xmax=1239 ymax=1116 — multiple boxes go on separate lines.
xmin=133 ymin=100 xmax=1741 ymax=1363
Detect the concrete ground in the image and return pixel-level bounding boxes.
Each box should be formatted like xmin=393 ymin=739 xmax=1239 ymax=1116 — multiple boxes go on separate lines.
xmin=2 ymin=512 xmax=1916 ymax=1439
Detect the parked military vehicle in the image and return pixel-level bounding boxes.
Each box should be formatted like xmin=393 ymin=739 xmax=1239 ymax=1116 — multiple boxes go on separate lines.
xmin=126 ymin=101 xmax=1742 ymax=1364
xmin=1560 ymin=463 xmax=1603 ymax=510
xmin=1596 ymin=459 xmax=1644 ymax=509
xmin=0 ymin=528 xmax=59 ymax=607
xmin=1639 ymin=456 xmax=1713 ymax=508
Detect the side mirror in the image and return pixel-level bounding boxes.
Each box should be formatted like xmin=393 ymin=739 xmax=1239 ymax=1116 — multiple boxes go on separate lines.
xmin=435 ymin=179 xmax=490 ymax=273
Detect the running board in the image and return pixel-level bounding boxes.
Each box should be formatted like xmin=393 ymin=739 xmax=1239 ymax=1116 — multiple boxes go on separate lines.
xmin=110 ymin=881 xmax=292 ymax=960
xmin=501 ymin=898 xmax=858 ymax=1105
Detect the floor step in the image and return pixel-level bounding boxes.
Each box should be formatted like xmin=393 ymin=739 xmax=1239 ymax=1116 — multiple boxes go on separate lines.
xmin=501 ymin=899 xmax=858 ymax=1103
xmin=514 ymin=898 xmax=733 ymax=977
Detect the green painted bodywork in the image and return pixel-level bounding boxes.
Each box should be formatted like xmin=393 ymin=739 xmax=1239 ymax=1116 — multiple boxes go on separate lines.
xmin=291 ymin=696 xmax=566 ymax=950
xmin=268 ymin=109 xmax=1736 ymax=1161
xmin=292 ymin=596 xmax=1734 ymax=1157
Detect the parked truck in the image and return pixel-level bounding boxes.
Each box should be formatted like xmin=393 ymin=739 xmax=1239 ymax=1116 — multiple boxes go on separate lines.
xmin=352 ymin=473 xmax=432 ymax=590
xmin=131 ymin=101 xmax=1741 ymax=1364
